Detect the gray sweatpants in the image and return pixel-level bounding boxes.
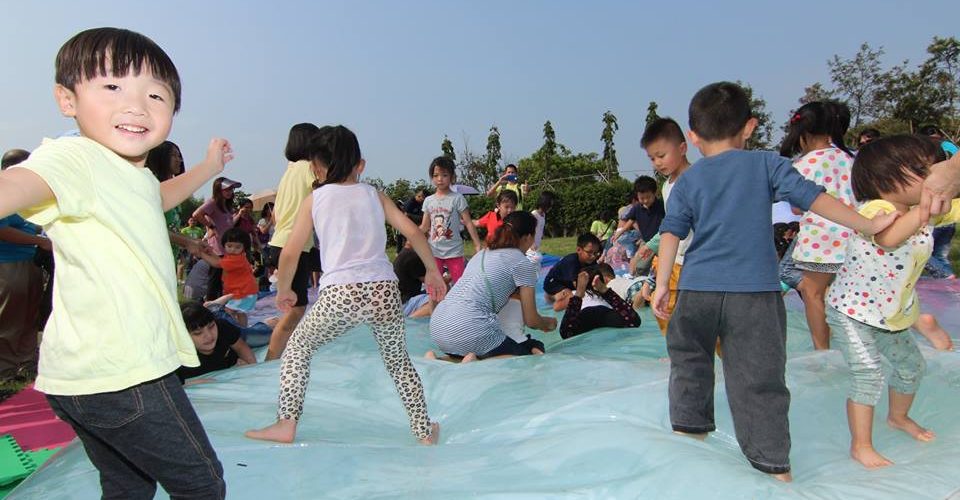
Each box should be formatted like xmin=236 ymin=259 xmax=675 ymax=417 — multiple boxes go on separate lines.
xmin=666 ymin=290 xmax=791 ymax=474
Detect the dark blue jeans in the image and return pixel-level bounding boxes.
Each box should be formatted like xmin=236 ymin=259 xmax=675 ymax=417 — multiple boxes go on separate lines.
xmin=924 ymin=224 xmax=955 ymax=278
xmin=47 ymin=373 xmax=225 ymax=499
xmin=666 ymin=291 xmax=791 ymax=474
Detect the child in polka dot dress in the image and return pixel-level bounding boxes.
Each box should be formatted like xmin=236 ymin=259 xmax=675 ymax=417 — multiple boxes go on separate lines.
xmin=779 ymin=101 xmax=856 ymax=350
xmin=826 ymin=135 xmax=959 ymax=469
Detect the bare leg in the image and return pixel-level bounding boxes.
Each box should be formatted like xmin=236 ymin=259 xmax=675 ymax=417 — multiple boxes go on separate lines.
xmin=887 ymin=388 xmax=935 ymax=441
xmin=460 ymin=353 xmax=478 ymax=363
xmin=912 ymin=314 xmax=954 ymax=351
xmin=796 ymin=270 xmax=834 ymax=350
xmin=672 ymin=431 xmax=707 ymax=441
xmin=266 ymin=305 xmax=305 ymax=361
xmin=423 ymin=350 xmax=438 ymax=360
xmin=847 ymin=399 xmax=893 ymax=468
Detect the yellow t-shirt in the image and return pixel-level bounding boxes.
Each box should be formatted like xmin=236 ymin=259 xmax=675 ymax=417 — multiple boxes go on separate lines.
xmin=827 ymin=198 xmax=960 ymax=331
xmin=14 ymin=137 xmax=199 ymax=395
xmin=268 ymin=160 xmax=316 ymax=252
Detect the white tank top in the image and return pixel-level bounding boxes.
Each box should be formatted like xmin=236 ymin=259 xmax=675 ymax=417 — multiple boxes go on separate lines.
xmin=311 ymin=183 xmax=396 ymax=289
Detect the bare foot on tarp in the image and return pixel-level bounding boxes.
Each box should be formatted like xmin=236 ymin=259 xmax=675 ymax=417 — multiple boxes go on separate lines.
xmin=851 ymin=445 xmax=893 ymax=469
xmin=245 ymin=419 xmax=296 ymax=443
xmin=888 ymin=416 xmax=936 ymax=442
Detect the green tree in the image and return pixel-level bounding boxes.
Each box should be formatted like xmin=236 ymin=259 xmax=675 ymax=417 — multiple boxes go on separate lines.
xmin=799 ymin=82 xmax=834 ymax=105
xmin=737 ymin=81 xmax=774 ymax=150
xmin=441 ymin=135 xmax=456 ymax=162
xmin=600 ymin=110 xmax=619 ymax=179
xmin=923 ymin=36 xmax=960 ymax=116
xmin=486 ymin=125 xmax=502 ymax=173
xmin=877 ymin=61 xmax=951 ymax=132
xmin=233 ymin=189 xmax=251 ymax=208
xmin=178 ymin=195 xmax=204 ymax=223
xmin=828 ymin=42 xmax=886 ymax=127
xmin=541 ymin=120 xmax=557 ymax=162
xmin=455 ymin=142 xmax=497 ymax=192
xmin=645 ymin=101 xmax=660 ymax=126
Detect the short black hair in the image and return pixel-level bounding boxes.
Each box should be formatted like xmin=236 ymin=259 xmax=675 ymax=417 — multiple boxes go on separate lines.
xmin=641 ymin=117 xmax=685 ymax=148
xmin=307 ymin=125 xmax=362 ymax=186
xmin=536 ymin=190 xmax=558 ymax=212
xmin=919 ymin=125 xmax=944 ymax=138
xmin=495 ymin=189 xmax=518 ymax=206
xmin=285 ymin=123 xmax=321 ymax=162
xmin=851 ymin=135 xmax=945 ymax=201
xmin=180 ymin=302 xmax=216 ymax=332
xmin=56 ymin=28 xmax=182 ymax=113
xmin=221 ymin=227 xmax=252 ymax=254
xmin=1 ymin=149 xmax=30 ymax=169
xmin=577 ymin=232 xmax=602 ymax=249
xmin=688 ymin=81 xmax=751 ymax=141
xmin=429 ymin=156 xmax=456 ymax=178
xmin=633 ymin=175 xmax=658 ymax=195
xmin=858 ymin=128 xmax=881 ymax=142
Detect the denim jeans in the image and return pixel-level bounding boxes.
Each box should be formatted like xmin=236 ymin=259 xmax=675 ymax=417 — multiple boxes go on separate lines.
xmin=666 ymin=290 xmax=791 ymax=474
xmin=47 ymin=374 xmax=225 ymax=500
xmin=924 ymin=224 xmax=955 ymax=278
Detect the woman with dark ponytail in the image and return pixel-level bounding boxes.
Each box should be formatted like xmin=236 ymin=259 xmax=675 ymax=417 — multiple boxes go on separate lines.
xmin=779 ymin=100 xmax=856 ymax=350
xmin=429 ymin=211 xmax=557 ymax=362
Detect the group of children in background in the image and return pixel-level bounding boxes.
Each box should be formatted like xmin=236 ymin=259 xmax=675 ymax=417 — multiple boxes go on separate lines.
xmin=1 ymin=26 xmax=959 ymax=499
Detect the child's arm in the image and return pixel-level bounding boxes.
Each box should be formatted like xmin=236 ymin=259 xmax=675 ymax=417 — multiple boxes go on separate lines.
xmin=461 ymin=209 xmax=483 ymax=251
xmin=596 ymin=278 xmax=641 ymax=328
xmin=159 ymin=139 xmax=233 ymax=212
xmin=275 ymin=196 xmax=314 ymax=310
xmin=419 ymin=206 xmax=431 ymax=235
xmin=872 ymin=206 xmax=924 ymax=248
xmin=231 ymin=338 xmax=257 ymax=365
xmin=651 ymin=233 xmax=680 ymax=319
xmin=379 ymin=192 xmax=446 ymax=302
xmin=808 ymin=193 xmax=898 ymax=236
xmin=519 ymin=286 xmax=557 ymax=332
xmin=195 ymin=247 xmax=223 ymax=268
xmin=0 ymin=168 xmax=55 ymax=220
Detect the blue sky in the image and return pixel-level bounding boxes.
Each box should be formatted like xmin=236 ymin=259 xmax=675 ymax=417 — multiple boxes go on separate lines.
xmin=1 ymin=1 xmax=956 ymax=196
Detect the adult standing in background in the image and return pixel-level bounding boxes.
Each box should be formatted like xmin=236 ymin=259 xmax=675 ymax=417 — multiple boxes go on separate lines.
xmin=265 ymin=123 xmax=321 ymax=361
xmin=0 ymin=149 xmax=48 ymax=381
xmin=921 ymin=125 xmax=959 ymax=278
xmin=193 ymin=176 xmax=243 ymax=299
xmin=486 ymin=164 xmax=529 ymax=210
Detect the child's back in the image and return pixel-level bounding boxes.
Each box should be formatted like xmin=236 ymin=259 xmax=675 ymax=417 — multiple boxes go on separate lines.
xmin=312 ymin=183 xmax=394 ymax=285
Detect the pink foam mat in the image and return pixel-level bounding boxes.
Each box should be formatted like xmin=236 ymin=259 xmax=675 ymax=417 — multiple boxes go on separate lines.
xmin=0 ymin=385 xmax=74 ymax=451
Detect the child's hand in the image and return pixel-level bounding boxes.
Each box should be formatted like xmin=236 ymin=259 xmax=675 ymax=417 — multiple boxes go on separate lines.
xmin=592 ymin=274 xmax=608 ymax=294
xmin=637 ymin=244 xmax=654 ymax=260
xmin=640 ymin=283 xmax=653 ymax=302
xmin=424 ymin=269 xmax=447 ymax=302
xmin=651 ymin=287 xmax=671 ymax=320
xmin=539 ymin=316 xmax=558 ymax=332
xmin=205 ymin=138 xmax=234 ymax=172
xmin=276 ymin=288 xmax=297 ymax=312
xmin=576 ymin=271 xmax=590 ymax=297
xmin=864 ymin=210 xmax=900 ymax=236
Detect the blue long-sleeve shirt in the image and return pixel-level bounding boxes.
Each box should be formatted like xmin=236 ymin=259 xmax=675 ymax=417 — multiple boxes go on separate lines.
xmin=659 ymin=150 xmax=824 ymax=292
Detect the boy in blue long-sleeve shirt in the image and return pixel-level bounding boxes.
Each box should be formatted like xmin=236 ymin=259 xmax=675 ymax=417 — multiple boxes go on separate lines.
xmin=651 ymin=82 xmax=895 ymax=482
xmin=543 ymin=233 xmax=601 ymax=311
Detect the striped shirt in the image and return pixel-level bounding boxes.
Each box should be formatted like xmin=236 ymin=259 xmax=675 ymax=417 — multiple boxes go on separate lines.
xmin=430 ymin=248 xmax=538 ymax=356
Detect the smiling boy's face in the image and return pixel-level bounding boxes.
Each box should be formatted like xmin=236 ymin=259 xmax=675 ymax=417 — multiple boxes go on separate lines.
xmin=55 ymin=65 xmax=175 ymax=167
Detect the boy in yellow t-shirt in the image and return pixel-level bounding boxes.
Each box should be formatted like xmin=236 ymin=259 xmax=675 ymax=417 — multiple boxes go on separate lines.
xmin=0 ymin=28 xmax=231 ymax=498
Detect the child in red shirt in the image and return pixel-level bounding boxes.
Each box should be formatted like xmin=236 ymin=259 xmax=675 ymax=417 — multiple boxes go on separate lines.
xmin=475 ymin=190 xmax=518 ymax=247
xmin=198 ymin=227 xmax=259 ymax=326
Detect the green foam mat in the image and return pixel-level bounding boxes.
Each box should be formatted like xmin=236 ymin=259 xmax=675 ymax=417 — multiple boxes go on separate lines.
xmin=0 ymin=435 xmax=32 ymax=486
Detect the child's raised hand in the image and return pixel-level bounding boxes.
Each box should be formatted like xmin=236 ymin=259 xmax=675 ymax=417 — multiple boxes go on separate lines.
xmin=275 ymin=289 xmax=297 ymax=312
xmin=205 ymin=138 xmax=234 ymax=171
xmin=424 ymin=269 xmax=447 ymax=303
xmin=592 ymin=274 xmax=608 ymax=294
xmin=651 ymin=287 xmax=671 ymax=320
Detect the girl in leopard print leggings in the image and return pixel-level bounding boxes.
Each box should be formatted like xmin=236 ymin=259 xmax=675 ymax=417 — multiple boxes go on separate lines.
xmin=246 ymin=126 xmax=447 ymax=445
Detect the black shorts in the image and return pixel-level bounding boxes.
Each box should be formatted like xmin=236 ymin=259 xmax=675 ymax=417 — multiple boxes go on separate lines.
xmin=268 ymin=246 xmax=314 ymax=307
xmin=479 ymin=335 xmax=545 ymax=359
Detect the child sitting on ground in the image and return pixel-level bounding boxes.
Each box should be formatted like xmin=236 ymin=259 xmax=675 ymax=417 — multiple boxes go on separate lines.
xmin=559 ymin=264 xmax=641 ymax=339
xmin=543 ymin=233 xmax=602 ymax=311
xmin=176 ymin=302 xmax=256 ymax=384
xmin=475 ymin=190 xmax=518 ymax=247
xmin=196 ymin=227 xmax=259 ymax=327
xmin=827 ymin=135 xmax=960 ymax=468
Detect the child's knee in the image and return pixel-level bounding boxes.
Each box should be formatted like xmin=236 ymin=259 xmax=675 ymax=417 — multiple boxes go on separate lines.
xmin=889 ymin=355 xmax=926 ymax=395
xmin=848 ymin=367 xmax=885 ymax=406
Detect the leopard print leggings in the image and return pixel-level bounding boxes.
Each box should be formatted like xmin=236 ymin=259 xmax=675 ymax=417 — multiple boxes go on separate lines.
xmin=277 ymin=281 xmax=431 ymax=439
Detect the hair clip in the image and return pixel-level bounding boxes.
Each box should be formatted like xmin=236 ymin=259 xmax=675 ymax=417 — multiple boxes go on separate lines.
xmin=790 ymin=113 xmax=802 ymax=124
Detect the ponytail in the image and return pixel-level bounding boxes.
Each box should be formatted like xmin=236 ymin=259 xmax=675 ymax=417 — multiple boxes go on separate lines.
xmin=488 ymin=211 xmax=537 ymax=250
xmin=779 ymin=101 xmax=852 ymax=158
